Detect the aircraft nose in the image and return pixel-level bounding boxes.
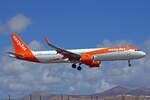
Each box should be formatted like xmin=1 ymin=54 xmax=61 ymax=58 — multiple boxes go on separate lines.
xmin=139 ymin=51 xmax=146 ymax=57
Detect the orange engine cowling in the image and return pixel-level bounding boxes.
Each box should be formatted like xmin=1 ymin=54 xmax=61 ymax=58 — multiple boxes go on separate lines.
xmin=81 ymin=55 xmax=94 ymax=64
xmin=89 ymin=61 xmax=100 ymax=68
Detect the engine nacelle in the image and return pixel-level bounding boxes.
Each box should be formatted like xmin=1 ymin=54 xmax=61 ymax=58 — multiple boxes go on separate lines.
xmin=81 ymin=55 xmax=94 ymax=64
xmin=89 ymin=61 xmax=100 ymax=68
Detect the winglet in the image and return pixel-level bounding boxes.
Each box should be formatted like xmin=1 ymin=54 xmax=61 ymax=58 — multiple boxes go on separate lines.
xmin=44 ymin=37 xmax=50 ymax=45
xmin=44 ymin=37 xmax=57 ymax=49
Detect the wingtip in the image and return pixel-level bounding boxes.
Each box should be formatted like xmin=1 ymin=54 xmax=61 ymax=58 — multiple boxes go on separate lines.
xmin=44 ymin=37 xmax=50 ymax=45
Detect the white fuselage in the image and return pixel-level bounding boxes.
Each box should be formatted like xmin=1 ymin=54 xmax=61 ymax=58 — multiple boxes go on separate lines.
xmin=32 ymin=48 xmax=146 ymax=63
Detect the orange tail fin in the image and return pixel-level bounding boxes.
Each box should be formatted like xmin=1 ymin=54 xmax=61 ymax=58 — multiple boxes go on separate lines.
xmin=11 ymin=34 xmax=39 ymax=62
xmin=11 ymin=34 xmax=31 ymax=55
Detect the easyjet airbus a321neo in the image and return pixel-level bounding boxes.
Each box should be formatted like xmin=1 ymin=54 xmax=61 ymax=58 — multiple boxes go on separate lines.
xmin=8 ymin=34 xmax=146 ymax=71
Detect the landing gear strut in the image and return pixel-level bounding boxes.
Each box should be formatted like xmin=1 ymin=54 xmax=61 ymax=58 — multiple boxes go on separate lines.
xmin=128 ymin=60 xmax=131 ymax=67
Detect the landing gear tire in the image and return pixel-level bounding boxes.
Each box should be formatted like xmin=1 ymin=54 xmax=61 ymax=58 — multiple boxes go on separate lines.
xmin=77 ymin=66 xmax=82 ymax=71
xmin=128 ymin=64 xmax=131 ymax=67
xmin=128 ymin=60 xmax=131 ymax=67
xmin=72 ymin=64 xmax=76 ymax=69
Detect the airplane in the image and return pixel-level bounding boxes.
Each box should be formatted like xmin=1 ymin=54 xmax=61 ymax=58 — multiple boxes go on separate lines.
xmin=7 ymin=34 xmax=146 ymax=71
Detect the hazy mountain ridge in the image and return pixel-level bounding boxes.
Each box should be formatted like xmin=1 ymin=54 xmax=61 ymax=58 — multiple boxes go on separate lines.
xmin=93 ymin=86 xmax=150 ymax=97
xmin=17 ymin=86 xmax=150 ymax=100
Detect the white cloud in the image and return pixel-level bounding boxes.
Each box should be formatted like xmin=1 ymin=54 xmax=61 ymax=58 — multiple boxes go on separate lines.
xmin=8 ymin=83 xmax=30 ymax=91
xmin=28 ymin=40 xmax=45 ymax=51
xmin=7 ymin=14 xmax=32 ymax=33
xmin=0 ymin=14 xmax=32 ymax=34
xmin=2 ymin=60 xmax=27 ymax=75
xmin=69 ymin=87 xmax=75 ymax=92
xmin=96 ymin=80 xmax=114 ymax=93
xmin=97 ymin=39 xmax=133 ymax=48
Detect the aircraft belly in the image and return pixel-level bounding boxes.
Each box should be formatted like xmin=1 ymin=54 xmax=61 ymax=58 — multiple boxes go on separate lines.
xmin=35 ymin=54 xmax=68 ymax=63
xmin=94 ymin=51 xmax=132 ymax=61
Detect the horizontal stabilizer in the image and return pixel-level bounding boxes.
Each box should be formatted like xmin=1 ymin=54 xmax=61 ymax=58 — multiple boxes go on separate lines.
xmin=7 ymin=52 xmax=24 ymax=58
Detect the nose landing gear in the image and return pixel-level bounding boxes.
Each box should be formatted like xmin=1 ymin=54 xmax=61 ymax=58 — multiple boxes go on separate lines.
xmin=128 ymin=60 xmax=131 ymax=67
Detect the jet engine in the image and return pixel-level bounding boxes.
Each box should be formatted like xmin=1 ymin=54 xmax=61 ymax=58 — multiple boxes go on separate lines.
xmin=81 ymin=55 xmax=94 ymax=64
xmin=80 ymin=56 xmax=100 ymax=67
xmin=89 ymin=61 xmax=100 ymax=67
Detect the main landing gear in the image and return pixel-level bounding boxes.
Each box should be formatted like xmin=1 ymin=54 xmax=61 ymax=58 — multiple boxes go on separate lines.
xmin=72 ymin=64 xmax=76 ymax=69
xmin=72 ymin=63 xmax=82 ymax=71
xmin=128 ymin=60 xmax=131 ymax=67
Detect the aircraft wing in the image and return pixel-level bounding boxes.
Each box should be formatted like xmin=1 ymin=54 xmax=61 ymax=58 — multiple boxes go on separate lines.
xmin=44 ymin=37 xmax=81 ymax=61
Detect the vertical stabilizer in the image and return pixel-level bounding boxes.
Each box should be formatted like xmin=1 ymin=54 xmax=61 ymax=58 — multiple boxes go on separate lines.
xmin=11 ymin=34 xmax=31 ymax=55
xmin=11 ymin=34 xmax=39 ymax=62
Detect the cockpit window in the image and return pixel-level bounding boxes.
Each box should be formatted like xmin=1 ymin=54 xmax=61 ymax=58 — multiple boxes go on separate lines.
xmin=135 ymin=49 xmax=140 ymax=51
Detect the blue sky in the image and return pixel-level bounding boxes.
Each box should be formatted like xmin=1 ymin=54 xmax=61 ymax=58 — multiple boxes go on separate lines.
xmin=1 ymin=0 xmax=150 ymax=98
xmin=1 ymin=0 xmax=150 ymax=49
